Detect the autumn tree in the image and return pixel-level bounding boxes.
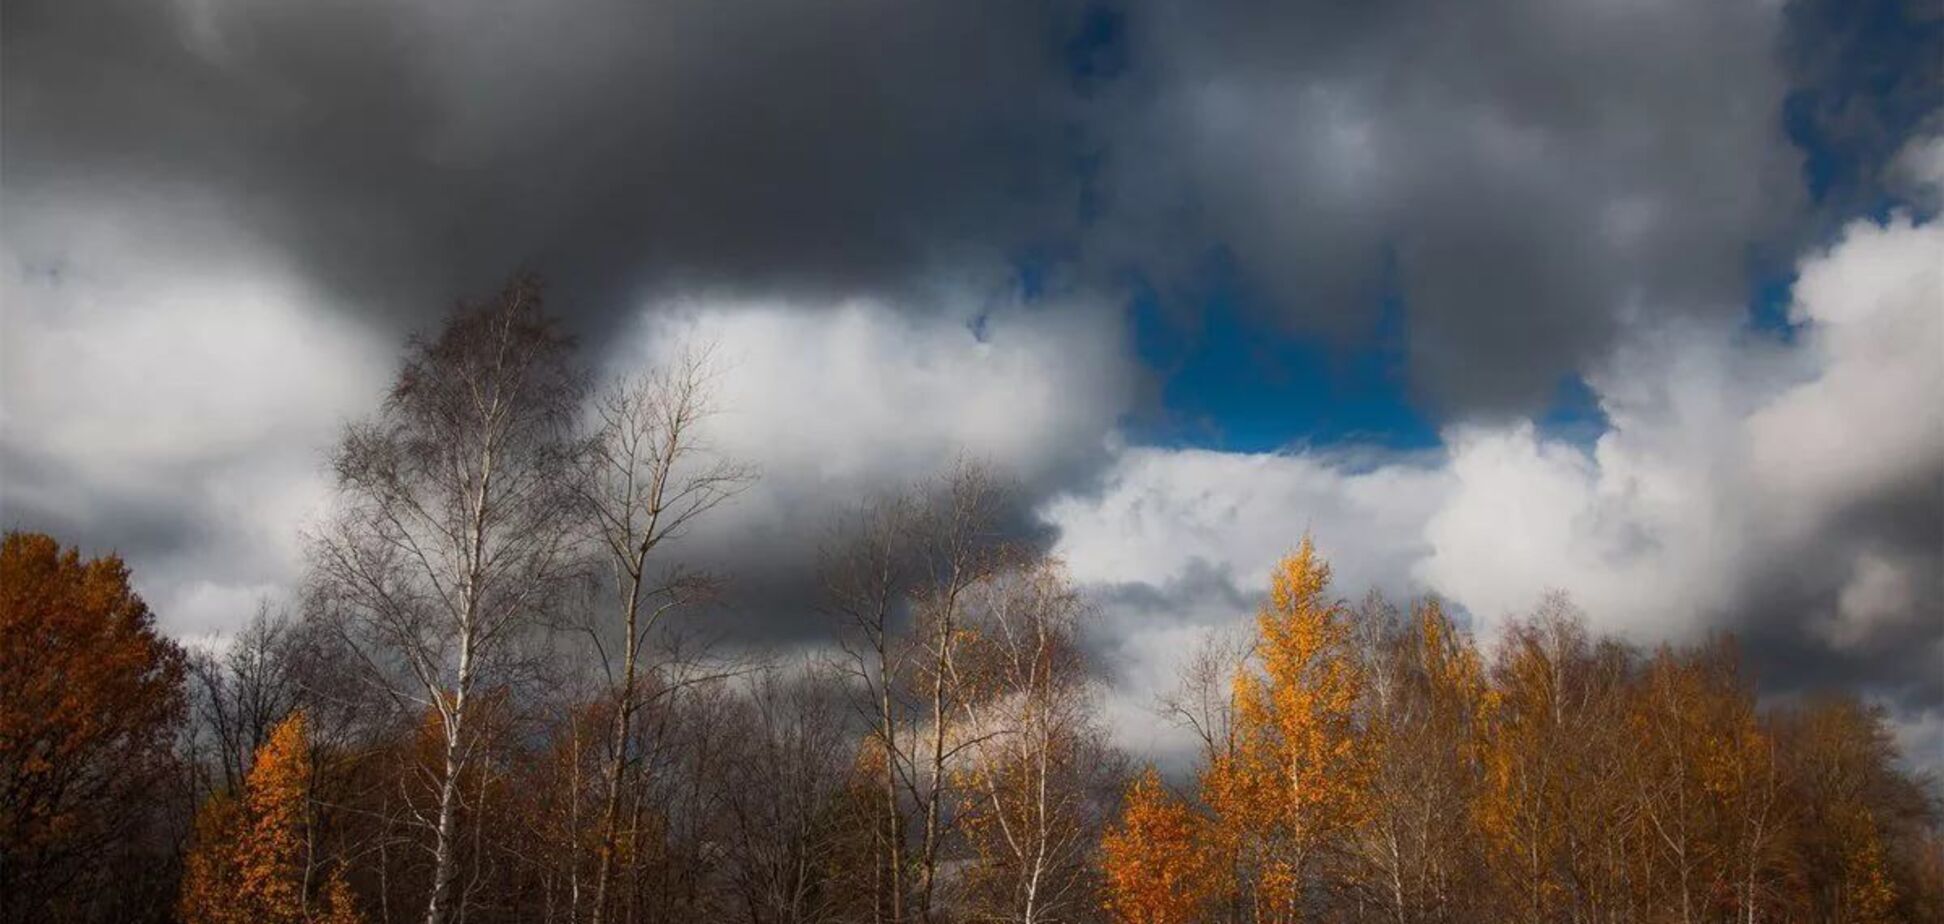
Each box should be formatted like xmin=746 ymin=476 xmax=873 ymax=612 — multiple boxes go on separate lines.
xmin=1101 ymin=768 xmax=1219 ymax=924
xmin=950 ymin=558 xmax=1117 ymax=923
xmin=572 ymin=344 xmax=752 ymax=924
xmin=180 ymin=711 xmax=366 ymax=924
xmin=1621 ymin=641 xmax=1795 ymax=924
xmin=1778 ymin=696 xmax=1918 ymax=924
xmin=1474 ymin=596 xmax=1638 ymax=923
xmin=311 ymin=276 xmax=582 ymax=924
xmin=178 ymin=791 xmax=245 ymax=924
xmin=1349 ymin=595 xmax=1490 ymax=922
xmin=824 ymin=461 xmax=1013 ymax=923
xmin=0 ymin=531 xmax=187 ymax=923
xmin=1203 ymin=537 xmax=1372 ymax=920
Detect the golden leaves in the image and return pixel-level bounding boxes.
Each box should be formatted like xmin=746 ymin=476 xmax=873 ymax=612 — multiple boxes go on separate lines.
xmin=1101 ymin=768 xmax=1218 ymax=924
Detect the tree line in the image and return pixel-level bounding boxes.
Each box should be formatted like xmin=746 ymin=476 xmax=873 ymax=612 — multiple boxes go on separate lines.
xmin=2 ymin=278 xmax=1939 ymax=923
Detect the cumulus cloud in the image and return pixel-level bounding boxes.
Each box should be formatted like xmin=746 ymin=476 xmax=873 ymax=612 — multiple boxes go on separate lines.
xmin=3 ymin=0 xmax=1938 ymax=774
xmin=0 ymin=193 xmax=393 ymax=639
xmin=588 ymin=292 xmax=1136 ymax=637
xmin=1050 ymin=155 xmax=1944 ymax=758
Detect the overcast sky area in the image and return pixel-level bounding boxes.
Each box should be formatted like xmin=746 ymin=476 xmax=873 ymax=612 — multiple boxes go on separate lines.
xmin=4 ymin=0 xmax=1941 ymax=769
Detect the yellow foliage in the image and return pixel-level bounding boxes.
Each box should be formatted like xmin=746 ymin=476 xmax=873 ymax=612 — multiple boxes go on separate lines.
xmin=1101 ymin=768 xmax=1218 ymax=924
xmin=1202 ymin=537 xmax=1371 ymax=918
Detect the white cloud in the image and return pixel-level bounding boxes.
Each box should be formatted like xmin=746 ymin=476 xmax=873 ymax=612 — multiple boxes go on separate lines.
xmin=1048 ymin=446 xmax=1447 ymax=598
xmin=1 ymin=192 xmax=393 ymax=636
xmin=612 ymin=293 xmax=1134 ymax=541
xmin=1047 ymin=150 xmax=1944 ymax=751
xmin=564 ymin=291 xmax=1141 ymax=630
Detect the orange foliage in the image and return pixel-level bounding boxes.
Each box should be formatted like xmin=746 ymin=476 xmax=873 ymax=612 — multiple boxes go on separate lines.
xmin=181 ymin=711 xmax=365 ymax=924
xmin=178 ymin=793 xmax=245 ymax=924
xmin=1101 ymin=768 xmax=1218 ymax=924
xmin=238 ymin=712 xmax=312 ymax=923
xmin=0 ymin=531 xmax=186 ymax=911
xmin=318 ymin=865 xmax=370 ymax=924
xmin=1202 ymin=537 xmax=1370 ymax=917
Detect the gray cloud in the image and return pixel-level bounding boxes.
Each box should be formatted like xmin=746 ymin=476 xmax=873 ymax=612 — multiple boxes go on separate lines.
xmin=3 ymin=0 xmax=1097 ymax=335
xmin=1098 ymin=0 xmax=1802 ymax=414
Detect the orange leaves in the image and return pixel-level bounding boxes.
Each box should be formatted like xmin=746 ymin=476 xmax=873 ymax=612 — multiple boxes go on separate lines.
xmin=178 ymin=793 xmax=244 ymax=924
xmin=1201 ymin=537 xmax=1372 ymax=915
xmin=1101 ymin=768 xmax=1218 ymax=924
xmin=317 ymin=865 xmax=371 ymax=924
xmin=180 ymin=711 xmax=365 ymax=924
xmin=0 ymin=531 xmax=186 ymax=911
xmin=237 ymin=713 xmax=312 ymax=923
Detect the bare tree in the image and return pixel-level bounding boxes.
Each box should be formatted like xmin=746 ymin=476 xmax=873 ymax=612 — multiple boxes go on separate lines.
xmin=573 ymin=346 xmax=754 ymax=924
xmin=1158 ymin=625 xmax=1251 ymax=770
xmin=716 ymin=663 xmax=859 ymax=924
xmin=906 ymin=463 xmax=1012 ymax=924
xmin=824 ymin=492 xmax=920 ymax=924
xmin=310 ymin=276 xmax=583 ymax=924
xmin=186 ymin=601 xmax=301 ymax=794
xmin=823 ymin=461 xmax=1012 ymax=924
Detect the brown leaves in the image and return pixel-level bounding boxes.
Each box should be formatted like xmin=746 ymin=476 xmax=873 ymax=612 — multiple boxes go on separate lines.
xmin=0 ymin=531 xmax=186 ymax=916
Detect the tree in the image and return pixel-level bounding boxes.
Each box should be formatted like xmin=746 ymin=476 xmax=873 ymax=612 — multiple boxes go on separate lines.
xmin=318 ymin=866 xmax=371 ymax=924
xmin=178 ymin=792 xmax=244 ymax=924
xmin=573 ymin=346 xmax=752 ymax=924
xmin=312 ymin=276 xmax=582 ymax=924
xmin=180 ymin=711 xmax=365 ymax=924
xmin=906 ymin=463 xmax=1013 ymax=923
xmin=1779 ymin=696 xmax=1916 ymax=924
xmin=1474 ymin=597 xmax=1635 ymax=923
xmin=825 ymin=490 xmax=920 ymax=924
xmin=950 ymin=558 xmax=1116 ymax=923
xmin=186 ymin=602 xmax=301 ymax=796
xmin=1202 ymin=537 xmax=1371 ymax=920
xmin=824 ymin=461 xmax=1012 ymax=923
xmin=714 ymin=666 xmax=859 ymax=924
xmin=1101 ymin=769 xmax=1218 ymax=924
xmin=0 ymin=531 xmax=187 ymax=922
xmin=1350 ymin=596 xmax=1490 ymax=923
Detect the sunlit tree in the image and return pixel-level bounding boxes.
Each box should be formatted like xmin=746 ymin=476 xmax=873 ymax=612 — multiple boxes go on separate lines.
xmin=1101 ymin=769 xmax=1219 ymax=924
xmin=1203 ymin=537 xmax=1371 ymax=920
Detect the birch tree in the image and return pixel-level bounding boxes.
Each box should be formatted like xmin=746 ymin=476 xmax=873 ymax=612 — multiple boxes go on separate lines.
xmin=907 ymin=463 xmax=1011 ymax=923
xmin=1202 ymin=537 xmax=1372 ymax=921
xmin=824 ymin=493 xmax=919 ymax=924
xmin=951 ymin=558 xmax=1113 ymax=923
xmin=312 ymin=276 xmax=582 ymax=924
xmin=573 ymin=346 xmax=752 ymax=924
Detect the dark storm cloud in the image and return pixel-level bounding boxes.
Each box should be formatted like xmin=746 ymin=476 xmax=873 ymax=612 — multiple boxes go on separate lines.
xmin=6 ymin=0 xmax=1883 ymax=410
xmin=1734 ymin=461 xmax=1944 ymax=709
xmin=2 ymin=0 xmax=1096 ymax=333
xmin=1099 ymin=0 xmax=1802 ymax=415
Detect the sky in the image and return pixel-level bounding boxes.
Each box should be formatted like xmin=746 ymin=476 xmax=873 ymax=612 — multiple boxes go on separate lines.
xmin=3 ymin=0 xmax=1942 ymax=768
